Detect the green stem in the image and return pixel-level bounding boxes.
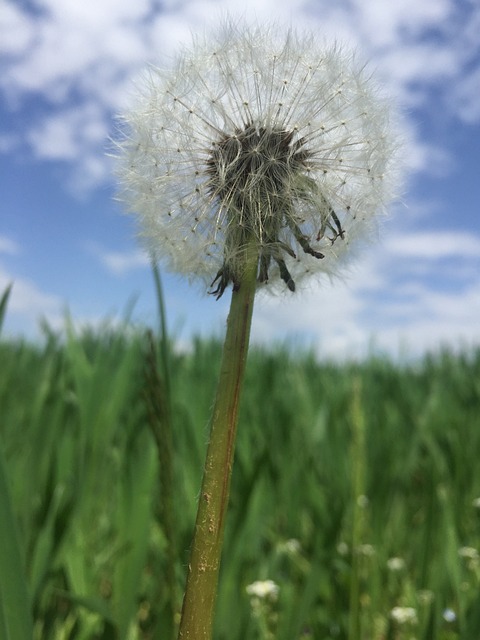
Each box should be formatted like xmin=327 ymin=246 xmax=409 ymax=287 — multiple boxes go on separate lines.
xmin=177 ymin=253 xmax=258 ymax=640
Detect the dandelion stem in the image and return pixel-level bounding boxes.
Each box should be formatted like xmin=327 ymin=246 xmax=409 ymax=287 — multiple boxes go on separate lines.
xmin=177 ymin=245 xmax=258 ymax=640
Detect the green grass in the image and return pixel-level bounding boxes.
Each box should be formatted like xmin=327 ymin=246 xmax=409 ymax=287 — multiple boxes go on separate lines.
xmin=1 ymin=315 xmax=480 ymax=639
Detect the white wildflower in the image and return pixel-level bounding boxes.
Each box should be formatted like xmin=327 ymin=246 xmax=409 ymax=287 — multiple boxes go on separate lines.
xmin=417 ymin=590 xmax=434 ymax=606
xmin=246 ymin=580 xmax=280 ymax=600
xmin=458 ymin=546 xmax=479 ymax=560
xmin=115 ymin=22 xmax=400 ymax=298
xmin=443 ymin=608 xmax=456 ymax=623
xmin=390 ymin=606 xmax=418 ymax=625
xmin=284 ymin=538 xmax=301 ymax=554
xmin=387 ymin=556 xmax=405 ymax=571
xmin=356 ymin=494 xmax=369 ymax=508
xmin=357 ymin=543 xmax=375 ymax=557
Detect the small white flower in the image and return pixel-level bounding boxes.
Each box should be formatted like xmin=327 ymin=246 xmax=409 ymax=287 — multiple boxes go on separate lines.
xmin=417 ymin=590 xmax=434 ymax=606
xmin=278 ymin=538 xmax=301 ymax=555
xmin=246 ymin=579 xmax=280 ymax=600
xmin=443 ymin=608 xmax=456 ymax=623
xmin=472 ymin=497 xmax=480 ymax=508
xmin=356 ymin=494 xmax=369 ymax=508
xmin=387 ymin=556 xmax=405 ymax=571
xmin=357 ymin=543 xmax=375 ymax=557
xmin=115 ymin=22 xmax=400 ymax=298
xmin=458 ymin=546 xmax=479 ymax=560
xmin=284 ymin=538 xmax=301 ymax=554
xmin=390 ymin=606 xmax=418 ymax=625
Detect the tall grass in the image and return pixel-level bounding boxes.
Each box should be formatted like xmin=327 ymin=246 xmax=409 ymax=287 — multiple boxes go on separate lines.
xmin=1 ymin=308 xmax=480 ymax=638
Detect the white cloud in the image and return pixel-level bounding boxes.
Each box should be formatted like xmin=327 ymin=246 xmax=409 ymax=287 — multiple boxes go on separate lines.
xmin=252 ymin=276 xmax=480 ymax=360
xmin=350 ymin=0 xmax=453 ymax=48
xmin=0 ymin=0 xmax=479 ymax=358
xmin=250 ymin=226 xmax=480 ymax=359
xmin=0 ymin=236 xmax=20 ymax=255
xmin=385 ymin=231 xmax=480 ymax=259
xmin=1 ymin=0 xmax=477 ymax=193
xmin=0 ymin=267 xmax=63 ymax=336
xmin=450 ymin=66 xmax=480 ymax=123
xmin=0 ymin=2 xmax=36 ymax=56
xmin=88 ymin=243 xmax=150 ymax=275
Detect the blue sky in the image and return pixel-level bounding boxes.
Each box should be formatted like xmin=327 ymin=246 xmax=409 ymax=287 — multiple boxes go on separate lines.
xmin=1 ymin=0 xmax=479 ymax=359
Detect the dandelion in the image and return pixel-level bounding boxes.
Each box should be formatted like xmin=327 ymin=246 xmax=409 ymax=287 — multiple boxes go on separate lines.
xmin=115 ymin=20 xmax=399 ymax=640
xmin=116 ymin=22 xmax=399 ymax=299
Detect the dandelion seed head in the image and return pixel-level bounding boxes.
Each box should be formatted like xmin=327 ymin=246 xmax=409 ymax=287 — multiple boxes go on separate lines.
xmin=115 ymin=22 xmax=400 ymax=297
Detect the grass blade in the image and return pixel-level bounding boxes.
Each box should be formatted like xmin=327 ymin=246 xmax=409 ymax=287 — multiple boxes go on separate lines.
xmin=0 ymin=444 xmax=34 ymax=639
xmin=0 ymin=283 xmax=13 ymax=335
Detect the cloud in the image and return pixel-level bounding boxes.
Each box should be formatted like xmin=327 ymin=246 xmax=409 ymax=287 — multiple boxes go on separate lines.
xmin=250 ymin=226 xmax=480 ymax=359
xmin=252 ymin=275 xmax=480 ymax=360
xmin=0 ymin=267 xmax=64 ymax=336
xmin=450 ymin=66 xmax=480 ymax=124
xmin=0 ymin=0 xmax=479 ymax=357
xmin=88 ymin=242 xmax=150 ymax=275
xmin=0 ymin=2 xmax=36 ymax=57
xmin=350 ymin=0 xmax=453 ymax=48
xmin=385 ymin=230 xmax=480 ymax=259
xmin=1 ymin=0 xmax=478 ymax=195
xmin=0 ymin=236 xmax=20 ymax=255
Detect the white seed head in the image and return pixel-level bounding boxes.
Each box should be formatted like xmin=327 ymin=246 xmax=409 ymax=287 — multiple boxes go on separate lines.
xmin=115 ymin=22 xmax=400 ymax=297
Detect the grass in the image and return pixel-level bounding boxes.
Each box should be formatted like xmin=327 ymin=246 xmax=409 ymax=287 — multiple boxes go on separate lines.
xmin=1 ymin=305 xmax=480 ymax=638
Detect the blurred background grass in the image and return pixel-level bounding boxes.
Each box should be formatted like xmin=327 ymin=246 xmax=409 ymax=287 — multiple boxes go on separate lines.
xmin=1 ymin=286 xmax=480 ymax=639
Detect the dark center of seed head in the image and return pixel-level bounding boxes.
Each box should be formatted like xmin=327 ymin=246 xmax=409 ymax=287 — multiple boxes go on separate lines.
xmin=205 ymin=124 xmax=310 ymax=201
xmin=207 ymin=124 xmax=318 ymax=300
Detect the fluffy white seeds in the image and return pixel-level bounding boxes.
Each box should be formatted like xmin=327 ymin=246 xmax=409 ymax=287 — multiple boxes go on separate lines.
xmin=115 ymin=23 xmax=399 ymax=297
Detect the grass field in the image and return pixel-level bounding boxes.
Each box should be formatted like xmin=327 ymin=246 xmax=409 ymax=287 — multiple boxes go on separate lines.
xmin=1 ymin=298 xmax=480 ymax=638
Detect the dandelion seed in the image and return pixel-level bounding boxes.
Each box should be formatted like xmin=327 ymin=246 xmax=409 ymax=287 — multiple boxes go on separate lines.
xmin=115 ymin=22 xmax=399 ymax=298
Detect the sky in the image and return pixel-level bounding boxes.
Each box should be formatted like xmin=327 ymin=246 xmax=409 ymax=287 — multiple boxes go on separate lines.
xmin=1 ymin=0 xmax=479 ymax=360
